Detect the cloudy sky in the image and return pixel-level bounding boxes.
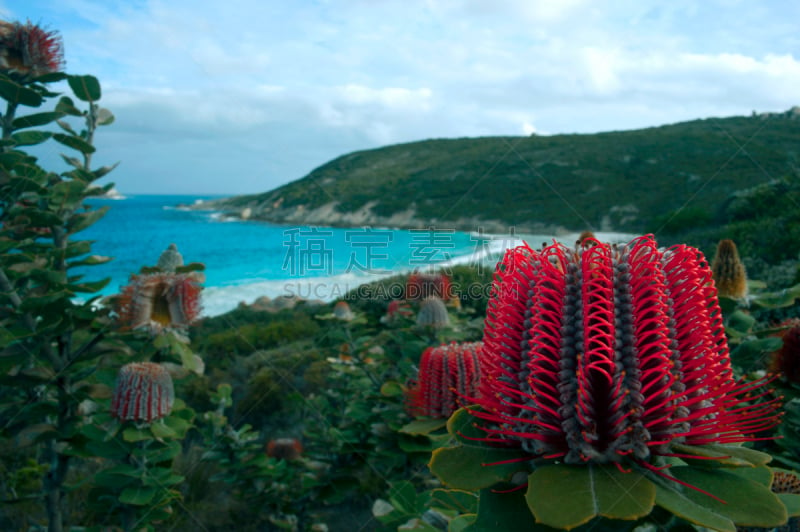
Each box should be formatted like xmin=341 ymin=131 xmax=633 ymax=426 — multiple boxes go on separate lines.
xmin=2 ymin=0 xmax=798 ymax=195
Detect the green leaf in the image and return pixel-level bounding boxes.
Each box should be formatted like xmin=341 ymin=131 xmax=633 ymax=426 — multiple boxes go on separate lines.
xmin=123 ymin=427 xmax=152 ymax=443
xmin=726 ymin=310 xmax=755 ymax=335
xmin=429 ymin=489 xmax=478 ymax=515
xmin=119 ymin=486 xmax=157 ymax=506
xmin=10 ymin=130 xmax=52 ymax=146
xmin=16 ymin=423 xmax=58 ymax=446
xmin=749 ymin=283 xmax=800 ymax=309
xmin=150 ymin=420 xmax=179 ymax=440
xmin=55 ymin=96 xmax=84 ymax=117
xmin=656 ymin=467 xmax=787 ymax=528
xmin=53 ymin=133 xmax=96 ymax=154
xmin=50 ymin=179 xmax=87 ymax=210
xmin=449 ymin=515 xmax=477 ymax=532
xmin=0 ymin=78 xmax=43 ymax=107
xmin=727 ymin=465 xmax=773 ymax=486
xmin=429 ymin=444 xmax=529 ymax=491
xmin=466 ymin=487 xmax=539 ymax=531
xmin=68 ymin=75 xmax=102 ymax=102
xmin=526 ymin=464 xmax=656 ymax=529
xmin=381 ymin=380 xmax=404 ymax=397
xmin=400 ymin=418 xmax=448 ymax=435
xmin=96 ymin=107 xmax=114 ymax=126
xmin=67 ymin=205 xmax=109 ymax=234
xmin=778 ymin=493 xmax=800 ymax=517
xmin=447 ymin=407 xmax=487 ymax=445
xmin=671 ymin=443 xmax=773 ymax=468
xmin=92 ymin=162 xmax=120 ymax=180
xmin=12 ymin=111 xmax=65 ymax=129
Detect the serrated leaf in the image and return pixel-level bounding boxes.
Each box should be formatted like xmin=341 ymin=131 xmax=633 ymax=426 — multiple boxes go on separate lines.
xmin=53 ymin=133 xmax=96 ymax=154
xmin=68 ymin=75 xmax=102 ymax=102
xmin=12 ymin=111 xmax=64 ymax=129
xmin=429 ymin=444 xmax=529 ymax=491
xmin=526 ymin=464 xmax=655 ymax=529
xmin=10 ymin=130 xmax=52 ymax=146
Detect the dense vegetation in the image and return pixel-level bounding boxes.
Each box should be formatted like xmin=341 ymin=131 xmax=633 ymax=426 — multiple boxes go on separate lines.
xmin=213 ymin=110 xmax=800 ymax=248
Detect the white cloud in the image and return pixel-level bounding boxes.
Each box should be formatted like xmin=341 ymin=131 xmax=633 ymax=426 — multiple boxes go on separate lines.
xmin=4 ymin=0 xmax=800 ymax=194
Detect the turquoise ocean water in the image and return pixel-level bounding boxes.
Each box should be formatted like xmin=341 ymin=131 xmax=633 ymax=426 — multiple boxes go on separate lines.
xmin=79 ymin=195 xmax=488 ymax=316
xmin=80 ymin=195 xmax=634 ymax=316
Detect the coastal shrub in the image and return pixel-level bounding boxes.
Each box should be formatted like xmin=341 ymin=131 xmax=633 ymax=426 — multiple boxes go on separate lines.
xmin=197 ymin=313 xmax=319 ymax=359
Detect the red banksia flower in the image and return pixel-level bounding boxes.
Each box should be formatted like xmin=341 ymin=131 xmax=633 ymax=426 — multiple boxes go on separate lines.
xmin=266 ymin=438 xmax=303 ymax=460
xmin=116 ymin=272 xmax=203 ymax=334
xmin=406 ymin=272 xmax=451 ymax=301
xmin=472 ymin=235 xmax=780 ymax=469
xmin=0 ymin=20 xmax=65 ymax=78
xmin=111 ymin=362 xmax=175 ymax=423
xmin=407 ymin=342 xmax=483 ymax=418
xmin=711 ymin=239 xmax=747 ymax=298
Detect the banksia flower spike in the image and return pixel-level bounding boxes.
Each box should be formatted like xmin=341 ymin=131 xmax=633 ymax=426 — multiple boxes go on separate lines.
xmin=711 ymin=239 xmax=747 ymax=298
xmin=333 ymin=300 xmax=355 ymax=321
xmin=406 ymin=272 xmax=451 ymax=301
xmin=156 ymin=243 xmax=184 ymax=272
xmin=471 ymin=235 xmax=780 ymax=472
xmin=111 ymin=362 xmax=175 ymax=423
xmin=116 ymin=272 xmax=203 ymax=334
xmin=266 ymin=438 xmax=303 ymax=461
xmin=407 ymin=342 xmax=483 ymax=418
xmin=0 ymin=20 xmax=65 ymax=78
xmin=416 ymin=296 xmax=450 ymax=330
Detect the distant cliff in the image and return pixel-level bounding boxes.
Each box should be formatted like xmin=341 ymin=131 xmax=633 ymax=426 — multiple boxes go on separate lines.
xmin=200 ymin=108 xmax=800 ymax=236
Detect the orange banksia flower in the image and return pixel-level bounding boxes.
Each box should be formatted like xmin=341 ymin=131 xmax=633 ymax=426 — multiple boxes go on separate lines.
xmin=407 ymin=342 xmax=483 ymax=419
xmin=111 ymin=362 xmax=175 ymax=423
xmin=0 ymin=20 xmax=65 ymax=78
xmin=116 ymin=272 xmax=203 ymax=334
xmin=471 ymin=235 xmax=779 ymax=470
xmin=711 ymin=239 xmax=747 ymax=298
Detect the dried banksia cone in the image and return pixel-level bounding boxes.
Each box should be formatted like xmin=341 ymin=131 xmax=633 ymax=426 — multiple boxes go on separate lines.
xmin=407 ymin=342 xmax=483 ymax=418
xmin=116 ymin=272 xmax=203 ymax=333
xmin=711 ymin=239 xmax=747 ymax=298
xmin=266 ymin=438 xmax=303 ymax=460
xmin=577 ymin=231 xmax=597 ymax=247
xmin=472 ymin=235 xmax=780 ymax=469
xmin=333 ymin=301 xmax=355 ymax=321
xmin=416 ymin=296 xmax=450 ymax=330
xmin=770 ymin=320 xmax=800 ymax=383
xmin=111 ymin=362 xmax=175 ymax=423
xmin=157 ymin=243 xmax=184 ymax=272
xmin=406 ymin=272 xmax=451 ymax=301
xmin=0 ymin=20 xmax=65 ymax=78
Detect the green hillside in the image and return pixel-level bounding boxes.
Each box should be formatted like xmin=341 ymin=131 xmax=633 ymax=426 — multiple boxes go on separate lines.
xmin=210 ymin=108 xmax=800 ymax=263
